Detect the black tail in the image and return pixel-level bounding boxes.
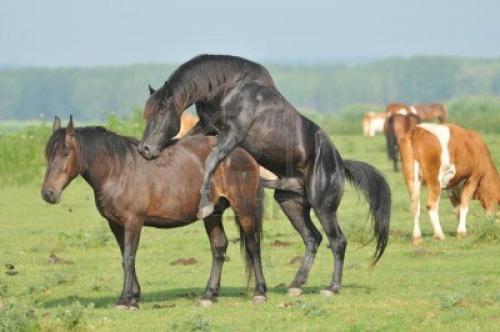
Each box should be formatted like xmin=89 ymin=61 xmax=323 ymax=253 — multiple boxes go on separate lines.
xmin=385 ymin=115 xmax=397 ymax=161
xmin=344 ymin=160 xmax=391 ymax=266
xmin=236 ymin=180 xmax=265 ymax=288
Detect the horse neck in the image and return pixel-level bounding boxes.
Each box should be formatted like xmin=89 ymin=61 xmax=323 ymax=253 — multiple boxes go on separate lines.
xmin=79 ymin=143 xmax=133 ymax=193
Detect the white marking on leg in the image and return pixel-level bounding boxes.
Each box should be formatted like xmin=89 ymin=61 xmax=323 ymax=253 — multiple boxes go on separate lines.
xmin=457 ymin=206 xmax=468 ymax=235
xmin=409 ymin=105 xmax=418 ymax=115
xmin=428 ymin=198 xmax=445 ymax=240
xmin=412 ymin=161 xmax=422 ymax=240
xmin=418 ymin=124 xmax=455 ymax=188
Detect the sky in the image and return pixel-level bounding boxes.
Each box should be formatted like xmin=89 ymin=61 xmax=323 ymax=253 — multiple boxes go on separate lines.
xmin=1 ymin=0 xmax=500 ymax=67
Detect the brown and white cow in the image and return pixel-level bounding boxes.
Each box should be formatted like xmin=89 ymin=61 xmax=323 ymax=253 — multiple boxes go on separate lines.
xmin=363 ymin=111 xmax=387 ymax=137
xmin=386 ymin=103 xmax=447 ymax=123
xmin=384 ymin=113 xmax=421 ymax=171
xmin=174 ymin=113 xmax=199 ymax=138
xmin=399 ymin=123 xmax=500 ymax=244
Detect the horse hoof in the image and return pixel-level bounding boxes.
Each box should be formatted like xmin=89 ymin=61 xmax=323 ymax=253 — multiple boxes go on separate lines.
xmin=253 ymin=295 xmax=267 ymax=304
xmin=199 ymin=299 xmax=214 ymax=307
xmin=287 ymin=288 xmax=302 ymax=297
xmin=320 ymin=285 xmax=340 ymax=297
xmin=197 ymin=204 xmax=215 ymax=219
xmin=456 ymin=232 xmax=467 ymax=238
xmin=129 ymin=305 xmax=139 ymax=311
xmin=433 ymin=235 xmax=445 ymax=241
xmin=115 ymin=304 xmax=130 ymax=310
xmin=412 ymin=237 xmax=423 ymax=245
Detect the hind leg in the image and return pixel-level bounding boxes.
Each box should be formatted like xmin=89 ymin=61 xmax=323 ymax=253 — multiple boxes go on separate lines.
xmin=274 ymin=190 xmax=322 ymax=296
xmin=201 ymin=212 xmax=228 ymax=305
xmin=308 ymin=168 xmax=346 ymax=295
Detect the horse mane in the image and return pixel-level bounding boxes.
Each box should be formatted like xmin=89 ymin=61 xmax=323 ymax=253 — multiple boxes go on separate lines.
xmin=146 ymin=55 xmax=275 ymax=116
xmin=45 ymin=126 xmax=139 ymax=165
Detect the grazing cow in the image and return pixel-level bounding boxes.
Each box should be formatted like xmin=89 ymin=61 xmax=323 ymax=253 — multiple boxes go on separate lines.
xmin=363 ymin=111 xmax=387 ymax=137
xmin=386 ymin=103 xmax=447 ymax=123
xmin=399 ymin=123 xmax=500 ymax=244
xmin=174 ymin=113 xmax=199 ymax=138
xmin=384 ymin=113 xmax=421 ymax=171
xmin=411 ymin=103 xmax=447 ymax=123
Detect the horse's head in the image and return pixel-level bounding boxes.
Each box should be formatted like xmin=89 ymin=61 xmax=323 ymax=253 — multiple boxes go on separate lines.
xmin=138 ymin=84 xmax=181 ymax=160
xmin=41 ymin=116 xmax=81 ymax=204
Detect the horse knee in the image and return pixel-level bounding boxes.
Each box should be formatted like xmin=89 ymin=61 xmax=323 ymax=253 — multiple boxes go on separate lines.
xmin=332 ymin=236 xmax=347 ymax=255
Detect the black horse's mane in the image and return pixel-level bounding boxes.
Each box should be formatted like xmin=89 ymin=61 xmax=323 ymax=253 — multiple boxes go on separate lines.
xmin=45 ymin=126 xmax=139 ymax=164
xmin=148 ymin=54 xmax=275 ymax=113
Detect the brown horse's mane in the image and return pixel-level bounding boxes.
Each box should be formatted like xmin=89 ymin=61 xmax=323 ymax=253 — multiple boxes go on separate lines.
xmin=45 ymin=126 xmax=139 ymax=165
xmin=146 ymin=54 xmax=275 ymax=116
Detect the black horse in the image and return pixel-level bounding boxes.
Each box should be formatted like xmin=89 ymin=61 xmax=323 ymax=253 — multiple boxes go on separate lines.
xmin=139 ymin=55 xmax=391 ymax=296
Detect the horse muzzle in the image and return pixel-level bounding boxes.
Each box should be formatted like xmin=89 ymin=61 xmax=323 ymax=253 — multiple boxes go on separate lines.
xmin=138 ymin=142 xmax=160 ymax=160
xmin=41 ymin=188 xmax=61 ymax=204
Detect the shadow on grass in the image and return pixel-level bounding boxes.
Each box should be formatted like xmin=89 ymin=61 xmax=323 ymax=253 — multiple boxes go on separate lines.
xmin=40 ymin=283 xmax=375 ymax=309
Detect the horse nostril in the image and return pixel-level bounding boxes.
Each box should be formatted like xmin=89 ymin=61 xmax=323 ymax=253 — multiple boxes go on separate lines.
xmin=48 ymin=189 xmax=55 ymax=197
xmin=142 ymin=144 xmax=151 ymax=153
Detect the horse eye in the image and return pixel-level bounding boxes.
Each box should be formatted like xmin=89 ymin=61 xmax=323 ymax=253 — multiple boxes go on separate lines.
xmin=63 ymin=147 xmax=70 ymax=157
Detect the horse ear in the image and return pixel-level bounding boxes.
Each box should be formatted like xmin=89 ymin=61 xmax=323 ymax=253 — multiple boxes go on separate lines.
xmin=53 ymin=116 xmax=61 ymax=132
xmin=148 ymin=84 xmax=156 ymax=96
xmin=66 ymin=115 xmax=75 ymax=137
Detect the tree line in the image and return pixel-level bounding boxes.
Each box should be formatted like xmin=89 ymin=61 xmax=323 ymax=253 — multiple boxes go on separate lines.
xmin=1 ymin=56 xmax=500 ymax=121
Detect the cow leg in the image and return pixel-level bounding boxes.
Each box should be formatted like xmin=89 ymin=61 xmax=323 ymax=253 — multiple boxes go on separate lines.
xmin=411 ymin=173 xmax=422 ymax=245
xmin=456 ymin=180 xmax=478 ymax=237
xmin=427 ymin=183 xmax=445 ymax=240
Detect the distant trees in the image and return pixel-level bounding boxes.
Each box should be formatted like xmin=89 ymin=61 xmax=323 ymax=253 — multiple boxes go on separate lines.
xmin=1 ymin=56 xmax=500 ymax=123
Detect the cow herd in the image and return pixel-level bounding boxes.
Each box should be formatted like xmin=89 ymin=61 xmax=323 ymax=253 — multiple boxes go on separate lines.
xmin=363 ymin=103 xmax=499 ymax=243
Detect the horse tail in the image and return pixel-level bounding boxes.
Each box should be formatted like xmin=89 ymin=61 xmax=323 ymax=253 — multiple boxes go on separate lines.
xmin=343 ymin=160 xmax=391 ymax=266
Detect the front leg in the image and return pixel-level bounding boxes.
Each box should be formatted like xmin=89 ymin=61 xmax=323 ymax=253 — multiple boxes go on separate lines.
xmin=198 ymin=130 xmax=241 ymax=219
xmin=187 ymin=102 xmax=219 ymax=136
xmin=116 ymin=223 xmax=142 ymax=309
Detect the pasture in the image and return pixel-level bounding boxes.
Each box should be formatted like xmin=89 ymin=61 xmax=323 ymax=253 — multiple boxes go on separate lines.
xmin=1 ymin=131 xmax=499 ymax=331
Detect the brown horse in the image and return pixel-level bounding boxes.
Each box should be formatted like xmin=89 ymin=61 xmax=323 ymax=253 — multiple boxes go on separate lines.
xmin=384 ymin=113 xmax=421 ymax=171
xmin=41 ymin=117 xmax=266 ymax=309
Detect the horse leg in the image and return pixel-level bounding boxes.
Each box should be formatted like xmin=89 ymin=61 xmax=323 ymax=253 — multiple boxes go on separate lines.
xmin=108 ymin=222 xmax=141 ymax=306
xmin=306 ymin=136 xmax=346 ymax=295
xmin=115 ymin=223 xmax=142 ymax=309
xmin=274 ymin=190 xmax=322 ymax=296
xmin=187 ymin=102 xmax=219 ymax=136
xmin=200 ymin=213 xmax=228 ymax=306
xmin=198 ymin=129 xmax=243 ymax=219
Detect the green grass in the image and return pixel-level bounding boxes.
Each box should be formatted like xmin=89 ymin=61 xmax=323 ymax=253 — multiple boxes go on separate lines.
xmin=1 ymin=135 xmax=499 ymax=331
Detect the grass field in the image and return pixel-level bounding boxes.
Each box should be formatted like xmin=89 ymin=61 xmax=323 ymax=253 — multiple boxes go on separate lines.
xmin=1 ymin=134 xmax=499 ymax=331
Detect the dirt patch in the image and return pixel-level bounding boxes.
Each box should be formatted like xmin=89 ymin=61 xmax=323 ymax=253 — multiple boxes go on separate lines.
xmin=289 ymin=256 xmax=304 ymax=266
xmin=48 ymin=254 xmax=73 ymax=265
xmin=5 ymin=263 xmax=18 ymax=276
xmin=271 ymin=240 xmax=291 ymax=247
xmin=152 ymin=303 xmax=176 ymax=309
xmin=170 ymin=258 xmax=198 ymax=266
